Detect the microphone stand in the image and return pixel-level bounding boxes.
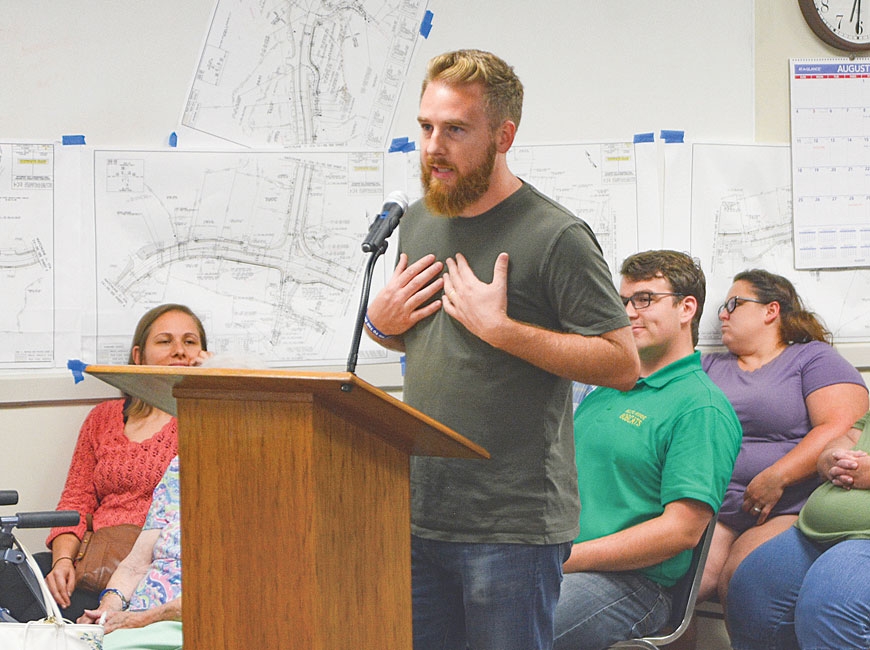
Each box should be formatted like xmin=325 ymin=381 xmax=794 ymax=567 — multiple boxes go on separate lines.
xmin=345 ymin=242 xmax=387 ymax=378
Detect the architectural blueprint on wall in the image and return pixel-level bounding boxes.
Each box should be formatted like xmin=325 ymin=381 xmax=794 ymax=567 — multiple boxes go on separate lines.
xmin=181 ymin=0 xmax=430 ymax=149
xmin=508 ymin=143 xmax=639 ymax=277
xmin=91 ymin=149 xmax=396 ymax=366
xmin=0 ymin=143 xmax=55 ymax=368
xmin=690 ymin=143 xmax=870 ymax=344
xmin=392 ymin=142 xmax=640 ymax=279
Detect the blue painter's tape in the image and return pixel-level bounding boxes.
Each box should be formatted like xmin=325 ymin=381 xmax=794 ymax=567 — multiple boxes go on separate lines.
xmin=62 ymin=135 xmax=86 ymax=145
xmin=389 ymin=137 xmax=415 ymax=153
xmin=169 ymin=131 xmax=178 ymax=147
xmin=660 ymin=129 xmax=685 ymax=143
xmin=420 ymin=10 xmax=434 ymax=38
xmin=67 ymin=359 xmax=87 ymax=384
xmin=633 ymin=132 xmax=655 ymax=144
xmin=389 ymin=136 xmax=408 ymax=152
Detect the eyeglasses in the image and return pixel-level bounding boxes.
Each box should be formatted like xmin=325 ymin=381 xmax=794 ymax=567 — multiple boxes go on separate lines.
xmin=717 ymin=295 xmax=767 ymax=317
xmin=620 ymin=292 xmax=685 ymax=310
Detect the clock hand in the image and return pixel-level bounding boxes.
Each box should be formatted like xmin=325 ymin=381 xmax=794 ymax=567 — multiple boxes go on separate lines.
xmin=852 ymin=0 xmax=859 ymax=22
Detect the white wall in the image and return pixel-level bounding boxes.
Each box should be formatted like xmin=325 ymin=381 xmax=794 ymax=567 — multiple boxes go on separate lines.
xmin=0 ymin=0 xmax=215 ymax=147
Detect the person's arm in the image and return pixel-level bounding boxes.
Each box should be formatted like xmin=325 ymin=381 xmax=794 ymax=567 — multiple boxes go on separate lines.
xmin=43 ymin=532 xmax=83 ymax=608
xmin=563 ymin=499 xmax=712 ymax=573
xmin=817 ymin=428 xmax=862 ymax=477
xmin=49 ymin=413 xmax=101 ymax=544
xmin=77 ymin=528 xmax=159 ymax=625
xmin=98 ymin=597 xmax=181 ymax=634
xmin=442 ymin=253 xmax=639 ymax=390
xmin=743 ymin=382 xmax=869 ymax=523
xmin=44 ymin=405 xmax=110 ymax=605
xmin=364 ymin=253 xmax=446 ymax=352
xmin=817 ymin=426 xmax=870 ymax=489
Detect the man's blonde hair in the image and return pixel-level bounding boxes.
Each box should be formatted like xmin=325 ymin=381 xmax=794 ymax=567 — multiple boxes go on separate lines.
xmin=422 ymin=49 xmax=523 ymax=130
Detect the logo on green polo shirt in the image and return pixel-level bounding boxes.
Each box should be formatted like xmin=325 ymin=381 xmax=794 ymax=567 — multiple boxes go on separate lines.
xmin=619 ymin=408 xmax=646 ymax=427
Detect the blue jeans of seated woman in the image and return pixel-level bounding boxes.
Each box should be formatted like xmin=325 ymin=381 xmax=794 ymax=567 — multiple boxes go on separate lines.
xmin=728 ymin=526 xmax=870 ymax=650
xmin=411 ymin=535 xmax=571 ymax=650
xmin=553 ymin=571 xmax=671 ymax=650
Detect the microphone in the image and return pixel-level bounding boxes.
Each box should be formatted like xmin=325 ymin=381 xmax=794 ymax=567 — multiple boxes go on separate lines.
xmin=361 ymin=191 xmax=409 ymax=253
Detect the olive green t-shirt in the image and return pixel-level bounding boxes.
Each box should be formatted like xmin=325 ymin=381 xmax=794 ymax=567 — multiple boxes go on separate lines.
xmin=402 ymin=182 xmax=629 ymax=544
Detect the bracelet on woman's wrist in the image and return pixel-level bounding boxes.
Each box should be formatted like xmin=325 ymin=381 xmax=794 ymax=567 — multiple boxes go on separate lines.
xmin=364 ymin=313 xmax=393 ymax=340
xmin=51 ymin=556 xmax=74 ymax=570
xmin=98 ymin=588 xmax=129 ymax=611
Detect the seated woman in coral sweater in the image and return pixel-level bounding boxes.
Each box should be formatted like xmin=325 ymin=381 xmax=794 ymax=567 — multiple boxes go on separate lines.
xmin=0 ymin=303 xmax=209 ymax=622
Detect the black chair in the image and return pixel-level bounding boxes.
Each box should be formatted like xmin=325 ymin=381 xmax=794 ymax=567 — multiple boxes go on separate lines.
xmin=609 ymin=513 xmax=718 ymax=649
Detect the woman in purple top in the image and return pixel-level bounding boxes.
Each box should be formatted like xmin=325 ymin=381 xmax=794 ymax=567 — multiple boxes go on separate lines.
xmin=699 ymin=270 xmax=867 ymax=612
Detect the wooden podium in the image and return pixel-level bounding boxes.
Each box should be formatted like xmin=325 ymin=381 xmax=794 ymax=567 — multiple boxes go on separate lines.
xmin=84 ymin=365 xmax=488 ymax=650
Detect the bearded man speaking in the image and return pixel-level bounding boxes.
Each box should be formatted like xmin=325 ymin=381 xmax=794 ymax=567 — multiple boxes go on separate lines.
xmin=364 ymin=49 xmax=640 ymax=650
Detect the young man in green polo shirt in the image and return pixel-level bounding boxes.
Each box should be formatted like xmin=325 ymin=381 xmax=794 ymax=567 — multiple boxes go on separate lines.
xmin=554 ymin=250 xmax=742 ymax=650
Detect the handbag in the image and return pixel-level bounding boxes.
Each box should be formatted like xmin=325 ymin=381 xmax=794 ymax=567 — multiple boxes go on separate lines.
xmin=74 ymin=515 xmax=140 ymax=593
xmin=0 ymin=540 xmax=104 ymax=649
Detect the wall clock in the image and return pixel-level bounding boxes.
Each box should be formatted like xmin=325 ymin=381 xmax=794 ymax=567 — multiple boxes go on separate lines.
xmin=799 ymin=0 xmax=870 ymax=50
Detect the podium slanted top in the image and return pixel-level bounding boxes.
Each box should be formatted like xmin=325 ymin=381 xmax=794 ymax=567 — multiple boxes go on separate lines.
xmin=83 ymin=364 xmax=488 ymax=460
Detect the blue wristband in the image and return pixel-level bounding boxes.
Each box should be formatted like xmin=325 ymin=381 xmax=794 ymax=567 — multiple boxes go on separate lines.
xmin=364 ymin=314 xmax=393 ymax=339
xmin=99 ymin=587 xmax=129 ymax=610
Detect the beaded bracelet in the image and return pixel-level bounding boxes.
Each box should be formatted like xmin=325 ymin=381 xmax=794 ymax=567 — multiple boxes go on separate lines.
xmin=50 ymin=556 xmax=74 ymax=570
xmin=364 ymin=313 xmax=393 ymax=340
xmin=98 ymin=587 xmax=129 ymax=611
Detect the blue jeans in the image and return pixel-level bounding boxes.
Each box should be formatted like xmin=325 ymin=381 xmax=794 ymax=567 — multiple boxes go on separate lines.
xmin=553 ymin=571 xmax=672 ymax=650
xmin=728 ymin=526 xmax=870 ymax=650
xmin=411 ymin=535 xmax=571 ymax=650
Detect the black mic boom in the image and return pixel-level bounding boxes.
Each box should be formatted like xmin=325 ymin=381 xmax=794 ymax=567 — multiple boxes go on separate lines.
xmin=361 ymin=191 xmax=409 ymax=253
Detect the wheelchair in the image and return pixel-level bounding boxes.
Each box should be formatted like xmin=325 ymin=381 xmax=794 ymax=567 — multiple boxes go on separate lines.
xmin=0 ymin=490 xmax=79 ymax=623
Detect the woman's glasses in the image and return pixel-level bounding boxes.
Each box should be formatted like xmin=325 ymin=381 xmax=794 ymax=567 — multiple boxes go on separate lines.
xmin=717 ymin=295 xmax=767 ymax=317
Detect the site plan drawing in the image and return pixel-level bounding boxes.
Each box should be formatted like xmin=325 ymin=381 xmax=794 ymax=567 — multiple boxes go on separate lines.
xmin=508 ymin=143 xmax=639 ymax=277
xmin=394 ymin=142 xmax=640 ymax=279
xmin=182 ymin=0 xmax=430 ymax=149
xmin=93 ymin=149 xmax=395 ymax=366
xmin=0 ymin=143 xmax=55 ymax=368
xmin=690 ymin=143 xmax=870 ymax=344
